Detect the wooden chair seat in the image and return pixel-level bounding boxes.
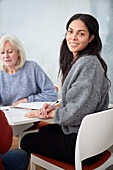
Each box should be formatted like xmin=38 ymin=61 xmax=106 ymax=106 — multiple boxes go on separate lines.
xmin=31 ymin=150 xmax=111 ymax=170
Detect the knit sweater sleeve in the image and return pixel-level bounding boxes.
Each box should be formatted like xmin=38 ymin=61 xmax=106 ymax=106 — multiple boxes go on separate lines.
xmin=54 ymin=56 xmax=108 ymax=127
xmin=27 ymin=62 xmax=58 ymax=102
xmin=0 ymin=110 xmax=13 ymax=154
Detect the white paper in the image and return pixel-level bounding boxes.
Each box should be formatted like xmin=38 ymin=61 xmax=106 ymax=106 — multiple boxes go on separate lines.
xmin=0 ymin=102 xmax=55 ymax=126
xmin=3 ymin=108 xmax=40 ymax=125
xmin=0 ymin=102 xmax=55 ymax=136
xmin=13 ymin=102 xmax=52 ymax=110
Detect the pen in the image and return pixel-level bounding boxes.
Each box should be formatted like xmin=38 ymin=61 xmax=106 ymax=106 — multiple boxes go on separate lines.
xmin=10 ymin=106 xmax=37 ymax=110
xmin=1 ymin=107 xmax=37 ymax=111
xmin=40 ymin=100 xmax=59 ymax=115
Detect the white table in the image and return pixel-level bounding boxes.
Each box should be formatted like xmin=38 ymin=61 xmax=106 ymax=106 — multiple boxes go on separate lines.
xmin=0 ymin=102 xmax=44 ymax=136
xmin=0 ymin=102 xmax=55 ymax=136
xmin=11 ymin=122 xmax=34 ymax=136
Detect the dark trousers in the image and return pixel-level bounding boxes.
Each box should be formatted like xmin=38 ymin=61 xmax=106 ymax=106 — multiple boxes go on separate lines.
xmin=20 ymin=124 xmax=103 ymax=165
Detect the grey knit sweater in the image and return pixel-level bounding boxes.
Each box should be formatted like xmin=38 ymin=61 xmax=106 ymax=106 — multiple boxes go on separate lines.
xmin=54 ymin=55 xmax=109 ymax=134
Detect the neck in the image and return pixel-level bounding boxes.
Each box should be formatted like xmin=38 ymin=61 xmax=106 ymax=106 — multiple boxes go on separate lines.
xmin=73 ymin=54 xmax=78 ymax=60
xmin=6 ymin=67 xmax=17 ymax=74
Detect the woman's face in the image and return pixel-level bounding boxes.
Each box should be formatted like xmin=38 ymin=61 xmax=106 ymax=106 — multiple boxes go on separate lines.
xmin=0 ymin=41 xmax=19 ymax=69
xmin=66 ymin=19 xmax=94 ymax=57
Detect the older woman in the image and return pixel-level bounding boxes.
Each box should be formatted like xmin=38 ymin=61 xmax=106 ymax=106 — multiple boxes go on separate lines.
xmin=0 ymin=35 xmax=58 ymax=106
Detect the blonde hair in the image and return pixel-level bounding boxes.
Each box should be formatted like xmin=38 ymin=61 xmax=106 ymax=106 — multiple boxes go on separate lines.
xmin=0 ymin=34 xmax=26 ymax=71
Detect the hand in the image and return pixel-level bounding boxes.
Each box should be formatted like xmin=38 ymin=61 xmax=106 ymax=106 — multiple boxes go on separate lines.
xmin=45 ymin=110 xmax=55 ymax=119
xmin=24 ymin=109 xmax=49 ymax=119
xmin=41 ymin=103 xmax=55 ymax=114
xmin=24 ymin=103 xmax=55 ymax=119
xmin=12 ymin=98 xmax=28 ymax=106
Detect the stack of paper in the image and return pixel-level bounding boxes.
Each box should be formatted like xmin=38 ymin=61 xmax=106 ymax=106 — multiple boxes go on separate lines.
xmin=0 ymin=102 xmax=49 ymax=125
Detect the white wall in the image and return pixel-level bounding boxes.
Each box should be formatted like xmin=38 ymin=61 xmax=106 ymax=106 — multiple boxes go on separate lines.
xmin=0 ymin=0 xmax=90 ymax=89
xmin=0 ymin=0 xmax=112 ymax=103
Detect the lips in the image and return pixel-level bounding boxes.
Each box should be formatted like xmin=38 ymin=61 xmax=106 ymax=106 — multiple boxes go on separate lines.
xmin=69 ymin=42 xmax=79 ymax=47
xmin=4 ymin=60 xmax=12 ymax=62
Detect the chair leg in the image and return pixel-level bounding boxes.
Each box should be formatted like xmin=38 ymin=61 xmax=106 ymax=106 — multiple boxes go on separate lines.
xmin=30 ymin=161 xmax=36 ymax=170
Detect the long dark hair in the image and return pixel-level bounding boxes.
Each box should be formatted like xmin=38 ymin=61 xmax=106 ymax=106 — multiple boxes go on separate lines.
xmin=59 ymin=13 xmax=110 ymax=86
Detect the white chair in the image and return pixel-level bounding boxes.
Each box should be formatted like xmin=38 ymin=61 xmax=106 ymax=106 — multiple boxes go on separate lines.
xmin=108 ymin=103 xmax=113 ymax=109
xmin=30 ymin=108 xmax=113 ymax=170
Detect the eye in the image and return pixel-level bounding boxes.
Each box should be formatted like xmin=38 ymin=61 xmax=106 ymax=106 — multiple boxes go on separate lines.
xmin=79 ymin=32 xmax=85 ymax=36
xmin=67 ymin=30 xmax=73 ymax=34
xmin=8 ymin=50 xmax=13 ymax=53
xmin=1 ymin=52 xmax=5 ymax=54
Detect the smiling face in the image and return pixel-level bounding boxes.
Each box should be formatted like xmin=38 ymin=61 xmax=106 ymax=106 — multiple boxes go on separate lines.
xmin=0 ymin=41 xmax=19 ymax=70
xmin=66 ymin=19 xmax=94 ymax=58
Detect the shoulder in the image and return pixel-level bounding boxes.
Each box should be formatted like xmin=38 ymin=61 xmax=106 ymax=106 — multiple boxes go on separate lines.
xmin=24 ymin=60 xmax=42 ymax=70
xmin=68 ymin=55 xmax=103 ymax=80
xmin=77 ymin=55 xmax=100 ymax=65
xmin=25 ymin=60 xmax=39 ymax=67
xmin=73 ymin=55 xmax=102 ymax=71
xmin=24 ymin=60 xmax=46 ymax=75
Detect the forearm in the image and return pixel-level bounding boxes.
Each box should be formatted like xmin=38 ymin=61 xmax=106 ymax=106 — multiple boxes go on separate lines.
xmin=12 ymin=98 xmax=28 ymax=106
xmin=28 ymin=92 xmax=58 ymax=102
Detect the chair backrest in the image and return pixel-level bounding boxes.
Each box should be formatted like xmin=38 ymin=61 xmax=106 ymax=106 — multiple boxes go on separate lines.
xmin=54 ymin=84 xmax=58 ymax=92
xmin=75 ymin=108 xmax=113 ymax=170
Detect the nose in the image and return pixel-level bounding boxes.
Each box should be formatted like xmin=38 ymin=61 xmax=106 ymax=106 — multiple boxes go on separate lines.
xmin=4 ymin=52 xmax=9 ymax=58
xmin=71 ymin=33 xmax=78 ymax=40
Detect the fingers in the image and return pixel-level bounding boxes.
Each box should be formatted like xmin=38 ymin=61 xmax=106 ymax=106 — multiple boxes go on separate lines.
xmin=41 ymin=112 xmax=49 ymax=119
xmin=42 ymin=103 xmax=50 ymax=111
xmin=12 ymin=102 xmax=19 ymax=106
xmin=42 ymin=103 xmax=54 ymax=113
xmin=24 ymin=109 xmax=49 ymax=119
xmin=24 ymin=103 xmax=54 ymax=119
xmin=41 ymin=103 xmax=50 ymax=115
xmin=24 ymin=110 xmax=40 ymax=118
xmin=12 ymin=98 xmax=27 ymax=106
xmin=46 ymin=105 xmax=54 ymax=112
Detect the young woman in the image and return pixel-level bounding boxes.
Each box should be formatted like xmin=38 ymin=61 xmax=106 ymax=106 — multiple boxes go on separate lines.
xmin=20 ymin=13 xmax=110 ymax=165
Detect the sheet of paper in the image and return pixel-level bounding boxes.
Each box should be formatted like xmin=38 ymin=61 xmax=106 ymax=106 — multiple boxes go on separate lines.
xmin=12 ymin=102 xmax=51 ymax=110
xmin=0 ymin=102 xmax=54 ymax=126
xmin=3 ymin=108 xmax=40 ymax=125
xmin=0 ymin=102 xmax=55 ymax=136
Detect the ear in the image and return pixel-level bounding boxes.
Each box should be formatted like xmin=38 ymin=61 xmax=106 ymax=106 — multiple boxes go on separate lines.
xmin=89 ymin=34 xmax=95 ymax=43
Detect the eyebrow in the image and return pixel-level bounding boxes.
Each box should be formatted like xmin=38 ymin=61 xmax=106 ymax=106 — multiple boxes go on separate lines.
xmin=68 ymin=27 xmax=87 ymax=32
